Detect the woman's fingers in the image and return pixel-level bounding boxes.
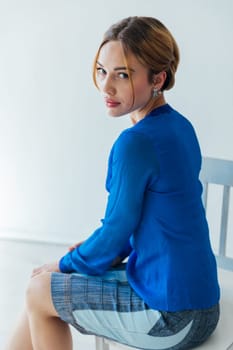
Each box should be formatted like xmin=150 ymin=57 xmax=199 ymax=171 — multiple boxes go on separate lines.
xmin=31 ymin=262 xmax=60 ymax=278
xmin=68 ymin=241 xmax=83 ymax=252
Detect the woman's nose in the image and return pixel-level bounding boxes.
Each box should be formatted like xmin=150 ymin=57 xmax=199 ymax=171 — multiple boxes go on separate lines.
xmin=102 ymin=76 xmax=116 ymax=96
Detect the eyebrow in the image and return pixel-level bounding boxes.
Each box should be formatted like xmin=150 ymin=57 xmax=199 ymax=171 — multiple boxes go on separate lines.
xmin=97 ymin=61 xmax=135 ymax=72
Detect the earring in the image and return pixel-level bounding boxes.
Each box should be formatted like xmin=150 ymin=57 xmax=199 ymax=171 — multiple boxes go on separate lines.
xmin=152 ymin=88 xmax=160 ymax=98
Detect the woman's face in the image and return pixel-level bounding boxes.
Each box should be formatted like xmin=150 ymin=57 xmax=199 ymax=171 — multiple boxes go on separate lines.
xmin=95 ymin=40 xmax=155 ymax=117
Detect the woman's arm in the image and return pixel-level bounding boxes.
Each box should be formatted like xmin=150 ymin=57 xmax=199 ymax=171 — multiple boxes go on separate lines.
xmin=59 ymin=130 xmax=159 ymax=275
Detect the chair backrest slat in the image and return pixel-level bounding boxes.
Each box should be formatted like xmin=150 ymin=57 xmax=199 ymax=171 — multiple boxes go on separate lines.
xmin=219 ymin=185 xmax=230 ymax=256
xmin=202 ymin=182 xmax=208 ymax=210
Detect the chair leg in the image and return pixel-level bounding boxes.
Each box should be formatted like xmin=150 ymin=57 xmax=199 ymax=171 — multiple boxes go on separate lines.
xmin=95 ymin=336 xmax=110 ymax=350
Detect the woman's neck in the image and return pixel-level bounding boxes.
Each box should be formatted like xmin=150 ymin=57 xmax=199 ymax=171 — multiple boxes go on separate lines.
xmin=130 ymin=94 xmax=166 ymax=125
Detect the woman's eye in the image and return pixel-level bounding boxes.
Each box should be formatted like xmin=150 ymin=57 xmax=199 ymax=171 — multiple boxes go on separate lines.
xmin=118 ymin=72 xmax=129 ymax=79
xmin=96 ymin=67 xmax=106 ymax=76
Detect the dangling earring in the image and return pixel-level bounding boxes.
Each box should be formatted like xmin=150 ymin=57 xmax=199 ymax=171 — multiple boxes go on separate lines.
xmin=152 ymin=88 xmax=160 ymax=98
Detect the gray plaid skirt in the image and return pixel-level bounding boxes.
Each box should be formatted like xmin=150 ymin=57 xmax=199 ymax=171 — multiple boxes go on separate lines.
xmin=51 ymin=265 xmax=219 ymax=350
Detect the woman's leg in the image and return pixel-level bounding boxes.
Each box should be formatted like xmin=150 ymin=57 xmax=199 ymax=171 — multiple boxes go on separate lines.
xmin=5 ymin=272 xmax=73 ymax=350
xmin=4 ymin=308 xmax=33 ymax=350
xmin=26 ymin=272 xmax=73 ymax=350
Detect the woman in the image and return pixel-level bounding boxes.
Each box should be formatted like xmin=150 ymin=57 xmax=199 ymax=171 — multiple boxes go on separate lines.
xmin=5 ymin=16 xmax=220 ymax=350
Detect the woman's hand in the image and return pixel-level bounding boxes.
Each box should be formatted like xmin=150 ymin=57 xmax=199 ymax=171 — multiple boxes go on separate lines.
xmin=31 ymin=261 xmax=60 ymax=278
xmin=31 ymin=241 xmax=84 ymax=278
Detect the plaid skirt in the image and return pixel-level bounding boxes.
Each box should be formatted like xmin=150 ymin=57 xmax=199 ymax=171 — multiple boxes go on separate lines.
xmin=51 ymin=265 xmax=219 ymax=350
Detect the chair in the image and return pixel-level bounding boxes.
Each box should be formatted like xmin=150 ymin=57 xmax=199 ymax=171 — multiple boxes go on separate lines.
xmin=95 ymin=157 xmax=233 ymax=350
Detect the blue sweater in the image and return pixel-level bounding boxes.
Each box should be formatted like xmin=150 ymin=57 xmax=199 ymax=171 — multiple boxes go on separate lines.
xmin=59 ymin=104 xmax=220 ymax=311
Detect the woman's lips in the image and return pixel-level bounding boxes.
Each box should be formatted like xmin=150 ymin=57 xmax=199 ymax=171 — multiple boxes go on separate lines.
xmin=105 ymin=98 xmax=121 ymax=108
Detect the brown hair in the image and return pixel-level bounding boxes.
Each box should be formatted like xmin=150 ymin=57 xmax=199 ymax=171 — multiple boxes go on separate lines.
xmin=93 ymin=16 xmax=180 ymax=91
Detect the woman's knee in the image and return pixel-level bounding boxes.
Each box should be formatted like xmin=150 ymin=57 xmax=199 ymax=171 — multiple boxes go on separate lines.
xmin=26 ymin=272 xmax=57 ymax=316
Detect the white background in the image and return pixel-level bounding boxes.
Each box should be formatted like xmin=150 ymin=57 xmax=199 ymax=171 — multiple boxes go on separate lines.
xmin=0 ymin=0 xmax=232 ymax=245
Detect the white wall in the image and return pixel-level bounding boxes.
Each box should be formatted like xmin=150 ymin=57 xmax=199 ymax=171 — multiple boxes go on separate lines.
xmin=0 ymin=0 xmax=232 ymax=244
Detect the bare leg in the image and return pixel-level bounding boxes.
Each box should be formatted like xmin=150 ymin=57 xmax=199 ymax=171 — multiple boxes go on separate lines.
xmin=4 ymin=309 xmax=33 ymax=350
xmin=26 ymin=272 xmax=73 ymax=350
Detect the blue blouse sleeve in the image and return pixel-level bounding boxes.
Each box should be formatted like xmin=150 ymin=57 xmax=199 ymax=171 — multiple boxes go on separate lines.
xmin=59 ymin=129 xmax=159 ymax=275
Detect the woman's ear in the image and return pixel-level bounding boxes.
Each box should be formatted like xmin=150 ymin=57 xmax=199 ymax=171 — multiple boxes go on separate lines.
xmin=153 ymin=71 xmax=167 ymax=91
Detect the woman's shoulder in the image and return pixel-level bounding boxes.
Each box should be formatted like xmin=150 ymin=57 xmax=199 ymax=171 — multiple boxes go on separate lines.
xmin=111 ymin=127 xmax=155 ymax=163
xmin=114 ymin=127 xmax=153 ymax=149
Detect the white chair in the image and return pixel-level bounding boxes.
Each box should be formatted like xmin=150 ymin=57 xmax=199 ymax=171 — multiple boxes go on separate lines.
xmin=95 ymin=157 xmax=233 ymax=350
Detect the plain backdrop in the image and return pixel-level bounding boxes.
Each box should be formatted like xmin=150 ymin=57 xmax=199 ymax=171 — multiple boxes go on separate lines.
xmin=0 ymin=0 xmax=232 ymax=249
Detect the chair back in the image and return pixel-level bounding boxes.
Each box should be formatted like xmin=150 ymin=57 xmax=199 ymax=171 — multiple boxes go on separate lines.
xmin=200 ymin=157 xmax=233 ymax=271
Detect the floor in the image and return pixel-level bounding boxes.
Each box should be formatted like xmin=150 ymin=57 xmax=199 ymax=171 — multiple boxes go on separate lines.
xmin=0 ymin=239 xmax=233 ymax=350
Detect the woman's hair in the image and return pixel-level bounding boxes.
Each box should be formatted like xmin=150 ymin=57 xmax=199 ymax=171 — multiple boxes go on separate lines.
xmin=93 ymin=16 xmax=180 ymax=91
